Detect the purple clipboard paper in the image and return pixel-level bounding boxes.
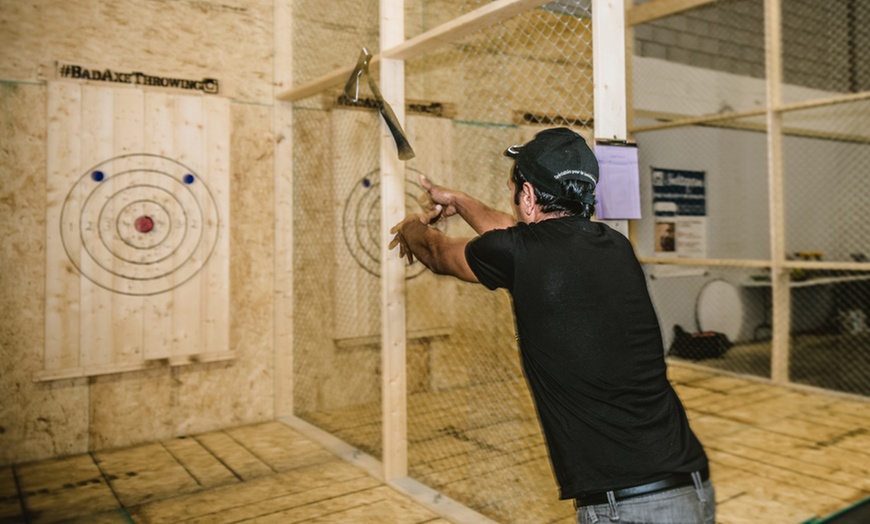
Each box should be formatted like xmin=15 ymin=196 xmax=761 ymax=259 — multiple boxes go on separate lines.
xmin=594 ymin=144 xmax=641 ymax=220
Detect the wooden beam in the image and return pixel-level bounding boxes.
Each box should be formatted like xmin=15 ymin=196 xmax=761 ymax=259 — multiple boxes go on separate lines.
xmin=276 ymin=0 xmax=552 ymax=102
xmin=631 ymin=108 xmax=768 ymax=133
xmin=782 ymin=260 xmax=870 ymax=272
xmin=765 ymin=0 xmax=789 ymax=385
xmin=382 ymin=0 xmax=551 ymax=60
xmin=633 ymin=108 xmax=870 ymax=145
xmin=34 ymin=352 xmax=236 ymax=382
xmin=593 ymin=0 xmax=628 ymax=141
xmin=273 ymin=0 xmax=294 ymax=417
xmin=638 ymin=257 xmax=772 ymax=268
xmin=593 ymin=0 xmax=629 ymax=235
xmin=380 ymin=0 xmax=408 ymax=483
xmin=627 ymin=0 xmax=717 ymax=26
xmin=626 ymin=0 xmax=639 ymax=246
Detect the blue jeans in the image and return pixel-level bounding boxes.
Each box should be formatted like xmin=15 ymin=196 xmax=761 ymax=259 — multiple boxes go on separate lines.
xmin=576 ymin=479 xmax=715 ymax=524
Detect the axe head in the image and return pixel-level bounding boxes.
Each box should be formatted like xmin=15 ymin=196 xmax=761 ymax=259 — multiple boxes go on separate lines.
xmin=344 ymin=47 xmax=372 ymax=102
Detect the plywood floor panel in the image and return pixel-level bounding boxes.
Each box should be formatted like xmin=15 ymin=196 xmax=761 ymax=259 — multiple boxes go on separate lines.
xmin=16 ymin=454 xmax=119 ymax=523
xmin=128 ymin=460 xmax=370 ymax=523
xmin=94 ymin=442 xmax=201 ymax=507
xmin=0 ymin=466 xmax=23 ymax=521
xmin=224 ymin=421 xmax=336 ymax=472
xmin=705 ymin=448 xmax=862 ymax=502
xmin=7 ymin=366 xmax=870 ymax=523
xmin=253 ymin=485 xmax=440 ymax=524
xmin=175 ymin=475 xmax=383 ymax=524
xmin=194 ymin=430 xmax=276 ymax=480
xmin=161 ymin=435 xmax=239 ymax=489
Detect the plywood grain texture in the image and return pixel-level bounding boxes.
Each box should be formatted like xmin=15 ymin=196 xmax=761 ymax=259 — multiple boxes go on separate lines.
xmin=0 ymin=82 xmax=91 ymax=464
xmin=16 ymin=454 xmax=120 ymax=522
xmin=0 ymin=0 xmax=274 ymax=104
xmin=43 ymin=83 xmax=231 ymax=377
xmin=87 ymin=103 xmax=274 ymax=451
xmin=0 ymin=0 xmax=277 ymax=463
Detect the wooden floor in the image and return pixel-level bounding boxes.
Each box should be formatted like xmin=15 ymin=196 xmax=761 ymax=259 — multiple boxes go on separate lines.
xmin=3 ymin=364 xmax=870 ymax=523
xmin=0 ymin=421 xmax=448 ymax=524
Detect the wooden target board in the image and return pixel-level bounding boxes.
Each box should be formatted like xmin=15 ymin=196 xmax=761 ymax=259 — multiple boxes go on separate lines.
xmin=40 ymin=82 xmax=231 ymax=381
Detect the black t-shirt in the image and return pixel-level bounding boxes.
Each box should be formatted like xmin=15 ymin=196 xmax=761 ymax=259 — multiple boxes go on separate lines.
xmin=465 ymin=216 xmax=708 ymax=499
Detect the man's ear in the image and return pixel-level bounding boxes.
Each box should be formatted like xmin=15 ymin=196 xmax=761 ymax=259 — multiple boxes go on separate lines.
xmin=522 ymin=182 xmax=536 ymax=214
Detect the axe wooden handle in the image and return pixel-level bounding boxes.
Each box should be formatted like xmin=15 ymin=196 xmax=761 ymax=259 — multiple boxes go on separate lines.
xmin=345 ymin=48 xmax=415 ymax=161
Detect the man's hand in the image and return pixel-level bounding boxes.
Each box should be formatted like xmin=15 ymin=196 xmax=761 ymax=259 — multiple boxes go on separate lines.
xmin=419 ymin=175 xmax=463 ymax=223
xmin=389 ymin=206 xmax=442 ymax=264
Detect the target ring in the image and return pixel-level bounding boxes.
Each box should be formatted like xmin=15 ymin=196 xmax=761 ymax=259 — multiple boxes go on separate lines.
xmin=342 ymin=168 xmax=446 ymax=279
xmin=60 ymin=154 xmax=220 ymax=296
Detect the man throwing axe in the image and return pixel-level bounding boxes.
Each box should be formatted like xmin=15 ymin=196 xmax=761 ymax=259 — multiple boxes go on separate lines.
xmin=390 ymin=127 xmax=714 ymax=523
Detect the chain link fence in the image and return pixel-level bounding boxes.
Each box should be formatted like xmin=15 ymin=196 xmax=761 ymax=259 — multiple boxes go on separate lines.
xmin=632 ymin=0 xmax=870 ymax=399
xmin=289 ymin=0 xmax=869 ymax=522
xmin=291 ymin=1 xmax=595 ymax=521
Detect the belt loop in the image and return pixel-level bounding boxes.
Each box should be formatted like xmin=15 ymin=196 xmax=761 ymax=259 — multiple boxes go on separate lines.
xmin=691 ymin=470 xmax=706 ymax=502
xmin=586 ymin=505 xmax=599 ymax=523
xmin=606 ymin=491 xmax=620 ymax=521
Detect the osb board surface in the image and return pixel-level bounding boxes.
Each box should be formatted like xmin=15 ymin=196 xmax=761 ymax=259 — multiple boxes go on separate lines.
xmin=6 ymin=422 xmax=444 ymax=524
xmin=1 ymin=82 xmax=275 ymax=463
xmin=0 ymin=0 xmax=274 ymax=104
xmin=0 ymin=82 xmax=90 ymax=462
xmin=296 ymin=364 xmax=870 ymax=524
xmin=6 ymin=389 xmax=870 ymax=524
xmin=87 ymin=103 xmax=276 ymax=451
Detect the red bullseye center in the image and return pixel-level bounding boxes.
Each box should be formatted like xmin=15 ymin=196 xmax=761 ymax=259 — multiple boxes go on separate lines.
xmin=135 ymin=216 xmax=154 ymax=233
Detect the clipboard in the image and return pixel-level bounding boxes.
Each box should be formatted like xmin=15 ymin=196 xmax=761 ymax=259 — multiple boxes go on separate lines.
xmin=594 ymin=139 xmax=641 ymax=219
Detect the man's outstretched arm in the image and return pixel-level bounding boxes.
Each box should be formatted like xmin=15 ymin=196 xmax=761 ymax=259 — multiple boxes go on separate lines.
xmin=420 ymin=175 xmax=515 ymax=234
xmin=389 ymin=211 xmax=479 ymax=283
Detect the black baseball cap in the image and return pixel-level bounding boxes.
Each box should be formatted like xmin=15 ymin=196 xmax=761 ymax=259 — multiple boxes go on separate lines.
xmin=504 ymin=127 xmax=599 ymax=197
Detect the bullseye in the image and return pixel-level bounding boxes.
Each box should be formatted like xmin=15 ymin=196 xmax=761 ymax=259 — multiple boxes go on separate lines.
xmin=135 ymin=216 xmax=154 ymax=233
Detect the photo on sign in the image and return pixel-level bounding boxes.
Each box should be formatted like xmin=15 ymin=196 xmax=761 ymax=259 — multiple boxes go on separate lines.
xmin=651 ymin=168 xmax=706 ymax=258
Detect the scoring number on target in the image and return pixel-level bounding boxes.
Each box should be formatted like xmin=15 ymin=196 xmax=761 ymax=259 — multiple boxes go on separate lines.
xmin=60 ymin=154 xmax=220 ymax=296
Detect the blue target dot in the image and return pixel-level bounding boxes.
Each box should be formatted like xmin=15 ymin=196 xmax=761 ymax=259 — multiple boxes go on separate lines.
xmin=183 ymin=174 xmax=195 ymax=184
xmin=91 ymin=171 xmax=105 ymax=182
xmin=362 ymin=178 xmax=371 ymax=188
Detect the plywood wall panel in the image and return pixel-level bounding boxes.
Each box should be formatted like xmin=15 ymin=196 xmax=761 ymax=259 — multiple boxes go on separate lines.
xmin=88 ymin=369 xmax=176 ymax=450
xmin=86 ymin=103 xmax=273 ymax=449
xmin=0 ymin=0 xmax=274 ymax=104
xmin=79 ymin=85 xmax=115 ymax=369
xmin=111 ymin=87 xmax=146 ymax=363
xmin=170 ymin=95 xmax=205 ymax=358
xmin=45 ymin=81 xmax=82 ymax=372
xmin=332 ymin=109 xmax=380 ymax=342
xmin=141 ymin=91 xmax=175 ymax=361
xmin=0 ymin=83 xmax=90 ymax=464
xmin=203 ymin=96 xmax=231 ymax=357
xmin=292 ymin=109 xmax=338 ymax=415
xmin=43 ymin=83 xmax=231 ymax=376
xmin=2 ymin=0 xmax=276 ymax=462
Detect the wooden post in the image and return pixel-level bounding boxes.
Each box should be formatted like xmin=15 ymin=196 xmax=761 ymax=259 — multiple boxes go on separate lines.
xmin=593 ymin=0 xmax=629 ymax=236
xmin=380 ymin=0 xmax=408 ymax=481
xmin=765 ymin=0 xmax=790 ymax=384
xmin=625 ymin=0 xmax=639 ymax=245
xmin=273 ymin=0 xmax=295 ymax=417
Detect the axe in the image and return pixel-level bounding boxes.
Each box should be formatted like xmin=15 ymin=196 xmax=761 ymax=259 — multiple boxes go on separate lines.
xmin=344 ymin=48 xmax=416 ymax=161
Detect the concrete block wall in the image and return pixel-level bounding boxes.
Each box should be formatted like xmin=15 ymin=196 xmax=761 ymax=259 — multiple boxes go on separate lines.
xmin=632 ymin=0 xmax=870 ymax=94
